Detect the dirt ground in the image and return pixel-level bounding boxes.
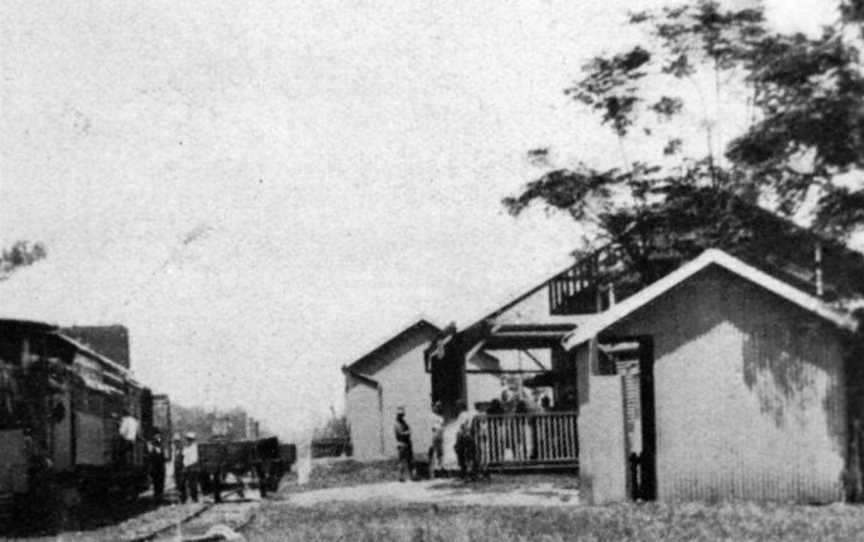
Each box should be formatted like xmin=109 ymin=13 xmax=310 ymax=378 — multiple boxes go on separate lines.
xmin=249 ymin=460 xmax=864 ymax=542
xmin=283 ymin=477 xmax=580 ymax=508
xmin=9 ymin=460 xmax=864 ymax=542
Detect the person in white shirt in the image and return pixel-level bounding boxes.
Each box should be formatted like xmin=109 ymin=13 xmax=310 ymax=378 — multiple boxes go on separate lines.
xmin=180 ymin=432 xmax=200 ymax=502
xmin=428 ymin=402 xmax=444 ymax=475
xmin=119 ymin=413 xmax=140 ymax=442
xmin=116 ymin=409 xmax=139 ymax=467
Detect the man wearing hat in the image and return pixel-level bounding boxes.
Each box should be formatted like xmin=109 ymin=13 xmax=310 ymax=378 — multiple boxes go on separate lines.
xmin=147 ymin=432 xmax=167 ymax=500
xmin=394 ymin=406 xmax=413 ymax=481
xmin=180 ymin=432 xmax=200 ymax=502
xmin=172 ymin=433 xmax=184 ymax=500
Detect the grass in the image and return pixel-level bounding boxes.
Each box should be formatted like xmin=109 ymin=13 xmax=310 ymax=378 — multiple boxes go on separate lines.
xmin=246 ymin=500 xmax=864 ymax=542
xmin=259 ymin=461 xmax=864 ymax=541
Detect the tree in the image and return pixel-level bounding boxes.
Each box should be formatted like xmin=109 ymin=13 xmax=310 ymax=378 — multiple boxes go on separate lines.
xmin=505 ymin=1 xmax=864 ymax=292
xmin=313 ymin=406 xmax=349 ymax=441
xmin=0 ymin=241 xmax=46 ymax=280
xmin=172 ymin=404 xmax=266 ymax=441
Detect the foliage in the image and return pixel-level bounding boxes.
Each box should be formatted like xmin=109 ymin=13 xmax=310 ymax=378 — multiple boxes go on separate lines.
xmin=172 ymin=404 xmax=264 ymax=441
xmin=505 ymin=0 xmax=864 ymax=286
xmin=0 ymin=241 xmax=46 ymax=279
xmin=313 ymin=409 xmax=350 ymax=441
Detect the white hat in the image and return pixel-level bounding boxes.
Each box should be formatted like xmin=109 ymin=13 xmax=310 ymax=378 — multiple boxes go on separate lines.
xmin=185 ymin=431 xmax=196 ymax=440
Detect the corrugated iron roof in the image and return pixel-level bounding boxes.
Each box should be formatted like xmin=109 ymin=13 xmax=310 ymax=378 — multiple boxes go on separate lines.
xmin=563 ymin=249 xmax=859 ymax=350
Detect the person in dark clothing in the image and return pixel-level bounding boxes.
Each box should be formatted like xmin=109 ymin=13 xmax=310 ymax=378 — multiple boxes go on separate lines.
xmin=453 ymin=399 xmax=479 ymax=480
xmin=148 ymin=433 xmax=166 ymax=500
xmin=172 ymin=433 xmax=185 ymax=501
xmin=394 ymin=406 xmax=413 ymax=481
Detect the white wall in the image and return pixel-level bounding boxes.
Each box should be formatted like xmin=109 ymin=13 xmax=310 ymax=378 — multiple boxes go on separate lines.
xmin=376 ymin=341 xmax=433 ymax=459
xmin=607 ymin=266 xmax=847 ymax=502
xmin=345 ymin=383 xmax=383 ymax=461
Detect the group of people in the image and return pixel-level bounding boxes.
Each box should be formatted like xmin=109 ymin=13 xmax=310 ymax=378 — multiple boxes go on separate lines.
xmin=395 ymin=388 xmax=573 ymax=481
xmin=393 ymin=399 xmax=486 ymax=482
xmin=144 ymin=431 xmax=202 ymax=503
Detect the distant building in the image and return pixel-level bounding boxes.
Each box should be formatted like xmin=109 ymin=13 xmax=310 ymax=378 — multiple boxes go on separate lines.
xmin=343 ymin=319 xmax=500 ymax=462
xmin=212 ymin=415 xmax=231 ymax=437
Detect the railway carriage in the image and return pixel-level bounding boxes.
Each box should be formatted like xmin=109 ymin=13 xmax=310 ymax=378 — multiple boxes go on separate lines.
xmin=0 ymin=319 xmax=168 ymax=519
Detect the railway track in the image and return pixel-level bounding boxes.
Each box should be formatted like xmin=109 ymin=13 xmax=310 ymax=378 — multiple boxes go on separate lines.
xmin=124 ymin=492 xmax=260 ymax=542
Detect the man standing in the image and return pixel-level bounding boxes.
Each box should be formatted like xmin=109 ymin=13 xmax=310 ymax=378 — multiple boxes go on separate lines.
xmin=394 ymin=406 xmax=412 ymax=482
xmin=147 ymin=433 xmax=166 ymax=500
xmin=428 ymin=402 xmax=444 ymax=476
xmin=453 ymin=400 xmax=478 ymax=480
xmin=172 ymin=433 xmax=184 ymax=501
xmin=180 ymin=432 xmax=200 ymax=503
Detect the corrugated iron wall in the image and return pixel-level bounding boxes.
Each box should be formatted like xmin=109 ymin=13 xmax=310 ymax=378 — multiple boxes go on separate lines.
xmin=607 ymin=265 xmax=847 ymax=502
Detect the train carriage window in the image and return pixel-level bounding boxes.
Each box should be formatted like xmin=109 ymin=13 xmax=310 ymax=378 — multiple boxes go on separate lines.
xmin=0 ymin=362 xmax=21 ymax=429
xmin=73 ymin=386 xmax=107 ymax=417
xmin=0 ymin=338 xmax=22 ymax=367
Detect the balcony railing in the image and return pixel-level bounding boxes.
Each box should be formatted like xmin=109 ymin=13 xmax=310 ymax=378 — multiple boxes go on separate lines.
xmin=473 ymin=412 xmax=579 ymax=470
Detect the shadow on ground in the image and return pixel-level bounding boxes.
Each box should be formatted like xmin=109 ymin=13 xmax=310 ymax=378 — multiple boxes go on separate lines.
xmin=4 ymin=494 xmax=164 ymax=538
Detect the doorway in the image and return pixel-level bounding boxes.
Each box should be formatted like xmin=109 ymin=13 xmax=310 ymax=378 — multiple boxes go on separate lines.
xmin=601 ymin=335 xmax=656 ymax=501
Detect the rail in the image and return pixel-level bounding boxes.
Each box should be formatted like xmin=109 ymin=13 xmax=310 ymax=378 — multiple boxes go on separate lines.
xmin=473 ymin=411 xmax=579 ymax=470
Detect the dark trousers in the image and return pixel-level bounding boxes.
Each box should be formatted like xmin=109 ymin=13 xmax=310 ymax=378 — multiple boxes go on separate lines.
xmin=150 ymin=463 xmax=165 ymax=498
xmin=397 ymin=444 xmax=413 ymax=480
xmin=178 ymin=467 xmax=200 ymax=503
xmin=455 ymin=434 xmax=477 ymax=479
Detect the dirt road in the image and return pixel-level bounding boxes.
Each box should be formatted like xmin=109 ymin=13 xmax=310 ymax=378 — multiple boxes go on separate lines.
xmin=282 ymin=478 xmax=580 ymax=508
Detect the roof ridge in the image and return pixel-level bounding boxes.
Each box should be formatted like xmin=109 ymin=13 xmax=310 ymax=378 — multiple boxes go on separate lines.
xmin=562 ymin=248 xmax=858 ymax=350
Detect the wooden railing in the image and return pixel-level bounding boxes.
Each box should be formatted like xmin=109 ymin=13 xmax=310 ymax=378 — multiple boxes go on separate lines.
xmin=473 ymin=412 xmax=579 ymax=470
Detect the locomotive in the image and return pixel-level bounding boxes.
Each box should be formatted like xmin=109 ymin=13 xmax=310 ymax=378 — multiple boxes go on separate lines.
xmin=0 ymin=319 xmax=170 ymax=516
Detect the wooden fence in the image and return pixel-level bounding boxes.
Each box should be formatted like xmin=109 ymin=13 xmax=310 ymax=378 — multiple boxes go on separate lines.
xmin=473 ymin=411 xmax=579 ymax=470
xmin=311 ymin=437 xmax=352 ymax=458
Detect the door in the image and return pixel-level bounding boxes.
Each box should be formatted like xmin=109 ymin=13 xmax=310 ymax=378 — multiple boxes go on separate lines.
xmin=637 ymin=337 xmax=657 ymax=500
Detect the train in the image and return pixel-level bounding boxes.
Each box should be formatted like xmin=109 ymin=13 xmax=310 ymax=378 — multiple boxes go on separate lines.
xmin=0 ymin=318 xmax=171 ymax=516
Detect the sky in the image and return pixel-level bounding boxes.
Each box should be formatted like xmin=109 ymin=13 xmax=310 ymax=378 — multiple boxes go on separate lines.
xmin=0 ymin=0 xmax=839 ymax=439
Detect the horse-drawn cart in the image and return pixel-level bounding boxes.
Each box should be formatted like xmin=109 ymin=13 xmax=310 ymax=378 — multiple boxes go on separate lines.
xmin=198 ymin=437 xmax=296 ymax=501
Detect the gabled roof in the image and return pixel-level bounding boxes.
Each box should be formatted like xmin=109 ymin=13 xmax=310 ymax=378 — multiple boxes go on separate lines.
xmin=462 ymin=258 xmax=577 ymax=331
xmin=341 ymin=366 xmax=379 ymax=389
xmin=562 ymin=249 xmax=859 ymax=350
xmin=345 ymin=318 xmax=441 ymax=376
